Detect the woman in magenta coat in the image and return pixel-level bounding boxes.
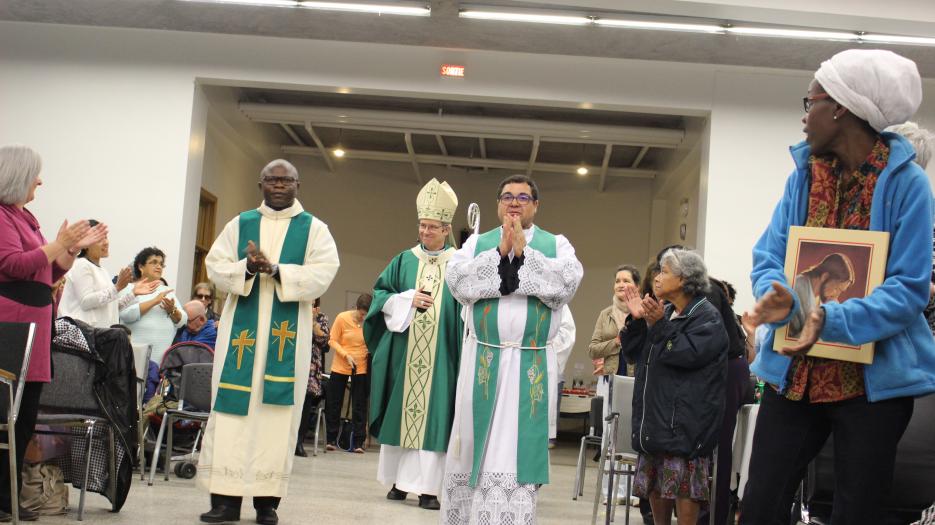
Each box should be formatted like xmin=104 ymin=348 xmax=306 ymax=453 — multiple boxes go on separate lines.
xmin=0 ymin=145 xmax=106 ymax=520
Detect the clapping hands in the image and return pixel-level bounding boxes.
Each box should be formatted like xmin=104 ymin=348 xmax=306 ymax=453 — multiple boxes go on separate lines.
xmin=497 ymin=215 xmax=526 ymax=258
xmin=246 ymin=240 xmax=273 ymax=274
xmin=621 ymin=284 xmax=664 ymax=326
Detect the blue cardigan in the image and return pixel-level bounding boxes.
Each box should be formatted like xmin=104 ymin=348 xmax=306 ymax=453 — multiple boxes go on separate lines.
xmin=750 ymin=132 xmax=935 ymax=402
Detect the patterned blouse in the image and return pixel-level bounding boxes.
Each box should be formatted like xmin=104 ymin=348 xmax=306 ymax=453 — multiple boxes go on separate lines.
xmin=784 ymin=138 xmax=888 ymax=403
xmin=307 ymin=312 xmax=330 ymax=396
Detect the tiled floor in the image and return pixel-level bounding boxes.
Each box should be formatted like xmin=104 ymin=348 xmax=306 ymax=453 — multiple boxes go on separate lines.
xmin=38 ymin=441 xmax=639 ymax=524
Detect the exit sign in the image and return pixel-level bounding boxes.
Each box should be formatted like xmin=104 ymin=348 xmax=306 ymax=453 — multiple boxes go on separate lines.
xmin=441 ymin=64 xmax=465 ymax=78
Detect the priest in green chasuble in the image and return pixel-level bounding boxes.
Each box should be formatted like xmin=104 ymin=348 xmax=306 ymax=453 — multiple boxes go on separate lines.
xmin=442 ymin=174 xmax=583 ymax=524
xmin=197 ymin=159 xmax=339 ymax=525
xmin=365 ymin=178 xmax=462 ymax=511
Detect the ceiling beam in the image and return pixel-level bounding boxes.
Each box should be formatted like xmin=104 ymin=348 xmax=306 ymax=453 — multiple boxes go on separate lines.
xmin=404 ymin=132 xmax=424 ymax=185
xmin=435 ymin=134 xmax=451 ymax=169
xmin=279 ymin=123 xmax=305 ymax=147
xmin=304 ymin=123 xmax=335 ymax=174
xmin=242 ymin=103 xmax=685 ymax=149
xmin=479 ymin=137 xmax=489 ymax=173
xmin=282 ymin=145 xmax=656 ymax=179
xmin=527 ymin=136 xmax=540 ymax=176
xmin=632 ymin=146 xmax=651 ymax=168
xmin=598 ymin=144 xmax=613 ymax=193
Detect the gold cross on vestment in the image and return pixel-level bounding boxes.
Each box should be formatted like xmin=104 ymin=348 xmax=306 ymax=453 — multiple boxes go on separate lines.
xmin=231 ymin=329 xmax=256 ymax=369
xmin=271 ymin=320 xmax=297 ymax=362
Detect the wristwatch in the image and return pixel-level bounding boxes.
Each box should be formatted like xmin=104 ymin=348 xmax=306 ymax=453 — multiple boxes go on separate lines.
xmin=270 ymin=264 xmax=280 ymax=277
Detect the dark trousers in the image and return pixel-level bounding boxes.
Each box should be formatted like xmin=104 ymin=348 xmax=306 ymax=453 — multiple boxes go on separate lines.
xmin=296 ymin=392 xmax=321 ymax=447
xmin=0 ymin=382 xmax=42 ymax=511
xmin=325 ymin=372 xmax=370 ymax=448
xmin=739 ymin=387 xmax=913 ymax=525
xmin=211 ymin=493 xmax=280 ymax=511
xmin=698 ymin=357 xmax=754 ymax=525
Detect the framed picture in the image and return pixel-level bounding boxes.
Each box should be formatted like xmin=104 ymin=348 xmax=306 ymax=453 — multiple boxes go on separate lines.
xmin=772 ymin=226 xmax=890 ymax=364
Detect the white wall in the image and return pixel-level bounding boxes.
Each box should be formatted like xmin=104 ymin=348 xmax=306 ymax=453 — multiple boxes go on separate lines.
xmin=2 ymin=19 xmax=934 ymax=353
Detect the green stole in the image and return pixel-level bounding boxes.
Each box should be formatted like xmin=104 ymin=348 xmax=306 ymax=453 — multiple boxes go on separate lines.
xmin=471 ymin=226 xmax=555 ymax=486
xmin=214 ymin=209 xmax=313 ymax=416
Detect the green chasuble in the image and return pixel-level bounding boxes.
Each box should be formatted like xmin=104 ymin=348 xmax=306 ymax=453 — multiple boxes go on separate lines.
xmin=471 ymin=227 xmax=556 ymax=486
xmin=365 ymin=246 xmax=463 ymax=452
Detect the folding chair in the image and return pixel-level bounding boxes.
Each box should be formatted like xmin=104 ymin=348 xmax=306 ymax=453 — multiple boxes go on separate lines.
xmin=130 ymin=343 xmax=152 ymax=481
xmin=572 ymin=395 xmax=604 ymax=500
xmin=312 ymin=374 xmax=329 ymax=457
xmin=591 ymin=375 xmax=638 ymax=525
xmin=37 ymin=348 xmax=119 ymax=521
xmin=149 ymin=363 xmax=212 ymax=485
xmin=0 ymin=322 xmax=37 ymax=525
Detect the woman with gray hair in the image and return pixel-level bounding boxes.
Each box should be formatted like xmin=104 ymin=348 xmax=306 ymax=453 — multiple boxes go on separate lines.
xmin=619 ymin=248 xmax=727 ymax=525
xmin=0 ymin=144 xmax=106 ymax=520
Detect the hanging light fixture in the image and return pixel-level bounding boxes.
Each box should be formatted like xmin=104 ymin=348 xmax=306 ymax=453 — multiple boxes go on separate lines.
xmin=576 ymin=166 xmax=589 ymax=176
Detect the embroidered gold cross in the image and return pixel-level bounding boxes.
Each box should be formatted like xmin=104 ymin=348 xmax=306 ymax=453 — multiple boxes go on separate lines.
xmin=231 ymin=329 xmax=256 ymax=369
xmin=271 ymin=320 xmax=297 ymax=362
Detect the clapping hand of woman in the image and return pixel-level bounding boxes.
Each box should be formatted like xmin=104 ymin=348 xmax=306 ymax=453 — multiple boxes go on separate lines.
xmin=641 ymin=295 xmax=664 ymax=326
xmin=622 ymin=283 xmax=645 ymax=319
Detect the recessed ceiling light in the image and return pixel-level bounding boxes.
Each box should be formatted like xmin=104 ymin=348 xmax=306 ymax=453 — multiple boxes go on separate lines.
xmin=576 ymin=166 xmax=589 ymax=176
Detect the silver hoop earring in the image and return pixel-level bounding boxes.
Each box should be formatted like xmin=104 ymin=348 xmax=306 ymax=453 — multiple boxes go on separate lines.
xmin=833 ymin=115 xmax=838 ymax=120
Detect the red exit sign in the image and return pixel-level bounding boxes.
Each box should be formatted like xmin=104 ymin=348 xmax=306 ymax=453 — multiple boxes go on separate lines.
xmin=440 ymin=64 xmax=465 ymax=78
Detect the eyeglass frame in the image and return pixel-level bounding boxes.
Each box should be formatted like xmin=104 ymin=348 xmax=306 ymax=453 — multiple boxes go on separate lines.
xmin=260 ymin=175 xmax=298 ymax=186
xmin=195 ymin=293 xmax=213 ymax=300
xmin=803 ymin=93 xmax=832 ymax=113
xmin=418 ymin=222 xmax=447 ymax=233
xmin=497 ymin=192 xmax=536 ymax=205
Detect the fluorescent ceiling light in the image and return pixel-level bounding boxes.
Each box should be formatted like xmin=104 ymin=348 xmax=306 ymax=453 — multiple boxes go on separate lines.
xmin=860 ymin=34 xmax=935 ymax=46
xmin=179 ymin=0 xmax=298 ymax=6
xmin=460 ymin=10 xmax=590 ymax=26
xmin=178 ymin=0 xmax=430 ymax=15
xmin=727 ymin=26 xmax=857 ymax=41
xmin=595 ymin=19 xmax=724 ymax=34
xmin=299 ymin=1 xmax=429 ymax=15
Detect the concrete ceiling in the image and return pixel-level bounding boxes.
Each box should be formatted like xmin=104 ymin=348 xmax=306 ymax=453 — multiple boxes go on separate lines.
xmin=3 ymin=0 xmax=935 ymax=77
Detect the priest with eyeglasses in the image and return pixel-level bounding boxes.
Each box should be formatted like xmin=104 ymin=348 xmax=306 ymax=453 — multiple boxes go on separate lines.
xmin=441 ymin=174 xmax=583 ymax=524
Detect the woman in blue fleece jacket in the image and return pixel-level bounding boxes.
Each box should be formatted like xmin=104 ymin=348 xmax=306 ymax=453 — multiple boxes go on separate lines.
xmin=740 ymin=49 xmax=935 ymax=525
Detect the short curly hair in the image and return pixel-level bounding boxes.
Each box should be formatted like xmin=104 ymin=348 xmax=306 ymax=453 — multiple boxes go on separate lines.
xmin=132 ymin=247 xmax=166 ymax=279
xmin=659 ymin=248 xmax=710 ymax=297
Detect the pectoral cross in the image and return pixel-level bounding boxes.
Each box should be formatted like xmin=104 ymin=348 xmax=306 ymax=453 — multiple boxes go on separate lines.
xmin=271 ymin=320 xmax=297 ymax=362
xmin=231 ymin=329 xmax=256 ymax=369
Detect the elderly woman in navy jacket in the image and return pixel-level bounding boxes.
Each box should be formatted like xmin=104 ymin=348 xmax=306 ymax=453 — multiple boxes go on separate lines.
xmin=620 ymin=248 xmax=727 ymax=525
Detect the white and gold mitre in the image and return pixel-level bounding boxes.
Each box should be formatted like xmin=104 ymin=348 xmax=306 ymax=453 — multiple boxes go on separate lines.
xmin=416 ymin=178 xmax=458 ymax=223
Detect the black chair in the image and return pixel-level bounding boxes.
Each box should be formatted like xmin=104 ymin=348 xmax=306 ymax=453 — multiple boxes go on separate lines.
xmin=0 ymin=322 xmax=37 ymax=525
xmin=149 ymin=363 xmax=212 ymax=484
xmin=36 ymin=348 xmax=119 ymax=521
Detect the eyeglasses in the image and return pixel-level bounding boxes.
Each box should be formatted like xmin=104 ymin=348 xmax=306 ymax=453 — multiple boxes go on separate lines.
xmin=498 ymin=193 xmax=534 ymax=205
xmin=195 ymin=294 xmax=212 ymax=300
xmin=261 ymin=176 xmax=297 ymax=186
xmin=803 ymin=93 xmax=831 ymax=113
xmin=418 ymin=223 xmax=445 ymax=233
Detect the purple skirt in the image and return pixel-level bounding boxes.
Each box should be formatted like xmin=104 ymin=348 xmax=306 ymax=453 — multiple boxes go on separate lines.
xmin=632 ymin=453 xmax=711 ymax=501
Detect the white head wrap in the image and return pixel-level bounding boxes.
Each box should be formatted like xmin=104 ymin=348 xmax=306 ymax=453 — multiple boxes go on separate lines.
xmin=814 ymin=49 xmax=922 ymax=132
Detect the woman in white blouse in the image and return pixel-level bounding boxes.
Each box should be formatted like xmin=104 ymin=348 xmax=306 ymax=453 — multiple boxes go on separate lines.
xmin=58 ymin=221 xmax=158 ymax=327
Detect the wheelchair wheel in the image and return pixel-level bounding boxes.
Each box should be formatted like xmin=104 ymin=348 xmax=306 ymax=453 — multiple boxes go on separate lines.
xmin=178 ymin=462 xmax=198 ymax=479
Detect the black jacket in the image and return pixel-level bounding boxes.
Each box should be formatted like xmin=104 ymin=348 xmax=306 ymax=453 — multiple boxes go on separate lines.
xmin=620 ymin=295 xmax=728 ymax=458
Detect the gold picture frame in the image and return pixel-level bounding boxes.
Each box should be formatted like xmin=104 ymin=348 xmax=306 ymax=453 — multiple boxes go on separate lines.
xmin=772 ymin=226 xmax=890 ymax=364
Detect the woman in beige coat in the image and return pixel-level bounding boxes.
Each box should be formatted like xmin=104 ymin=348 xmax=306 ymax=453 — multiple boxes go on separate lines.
xmin=589 ymin=264 xmax=641 ymax=376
